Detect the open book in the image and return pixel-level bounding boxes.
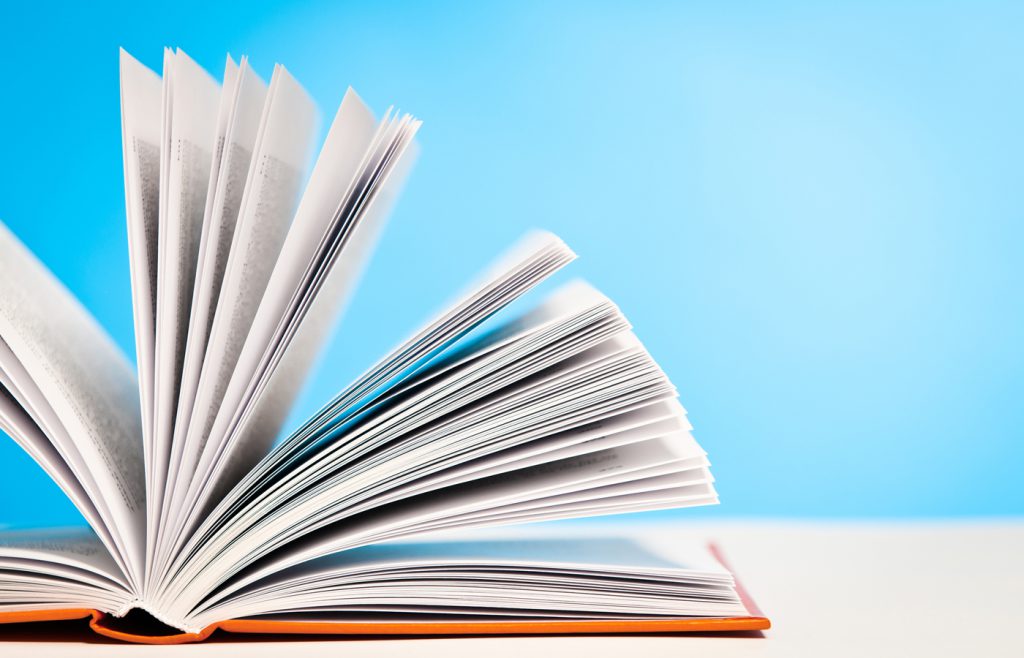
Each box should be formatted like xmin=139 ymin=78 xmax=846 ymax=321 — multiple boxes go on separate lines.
xmin=0 ymin=48 xmax=769 ymax=644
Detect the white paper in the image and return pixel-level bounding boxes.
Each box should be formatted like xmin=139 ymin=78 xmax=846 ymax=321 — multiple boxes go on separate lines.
xmin=155 ymin=65 xmax=319 ymax=575
xmin=118 ymin=49 xmax=161 ymax=515
xmin=149 ymin=48 xmax=221 ymax=550
xmin=160 ymin=57 xmax=268 ymax=578
xmin=0 ymin=222 xmax=144 ymax=588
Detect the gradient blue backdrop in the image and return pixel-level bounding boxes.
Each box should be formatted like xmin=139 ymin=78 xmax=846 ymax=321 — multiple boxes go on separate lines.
xmin=1 ymin=1 xmax=1021 ymax=527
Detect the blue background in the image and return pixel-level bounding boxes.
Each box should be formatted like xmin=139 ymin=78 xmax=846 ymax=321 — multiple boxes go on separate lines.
xmin=1 ymin=0 xmax=1021 ymax=527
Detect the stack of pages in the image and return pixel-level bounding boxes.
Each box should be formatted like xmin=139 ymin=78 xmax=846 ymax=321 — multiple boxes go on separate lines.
xmin=0 ymin=48 xmax=768 ymax=643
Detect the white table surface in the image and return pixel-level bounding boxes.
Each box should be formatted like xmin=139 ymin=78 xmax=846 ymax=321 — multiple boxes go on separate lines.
xmin=1 ymin=520 xmax=1021 ymax=657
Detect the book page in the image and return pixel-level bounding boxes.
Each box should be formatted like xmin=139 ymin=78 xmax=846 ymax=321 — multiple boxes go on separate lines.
xmin=186 ymin=96 xmax=418 ymax=532
xmin=156 ymin=232 xmax=581 ymax=596
xmin=192 ymin=535 xmax=740 ymax=628
xmin=147 ymin=53 xmax=237 ymax=585
xmin=186 ymin=436 xmax=710 ymax=619
xmin=232 ymin=230 xmax=577 ymax=510
xmin=119 ymin=50 xmax=161 ymax=514
xmin=0 ymin=528 xmax=134 ymax=613
xmin=0 ymin=382 xmax=117 ymax=566
xmin=207 ymin=88 xmax=380 ymax=461
xmin=0 ymin=527 xmax=128 ymax=589
xmin=369 ymin=403 xmax=691 ymax=505
xmin=156 ymin=65 xmax=318 ymax=574
xmin=151 ymin=284 xmax=705 ymax=624
xmin=0 ymin=222 xmax=144 ymax=587
xmin=149 ymin=49 xmax=220 ymax=544
xmin=292 ymin=230 xmax=578 ymax=447
xmin=162 ymin=57 xmax=268 ymax=556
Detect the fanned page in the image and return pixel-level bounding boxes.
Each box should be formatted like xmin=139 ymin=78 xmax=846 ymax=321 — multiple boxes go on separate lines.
xmin=160 ymin=90 xmax=419 ymax=573
xmin=192 ymin=534 xmax=744 ymax=629
xmin=146 ymin=49 xmax=222 ymax=584
xmin=155 ymin=66 xmax=320 ymax=570
xmin=0 ymin=46 xmax=753 ymax=641
xmin=0 ymin=528 xmax=131 ymax=615
xmin=159 ymin=56 xmax=269 ymax=590
xmin=0 ymin=225 xmax=145 ymax=589
xmin=119 ymin=49 xmax=160 ymax=522
xmin=149 ymin=240 xmax=715 ymax=631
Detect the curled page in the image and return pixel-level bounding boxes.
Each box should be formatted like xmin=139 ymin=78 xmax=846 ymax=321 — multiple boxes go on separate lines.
xmin=118 ymin=49 xmax=161 ymax=508
xmin=0 ymin=528 xmax=133 ymax=613
xmin=155 ymin=65 xmax=319 ymax=577
xmin=165 ymin=94 xmax=413 ymax=553
xmin=192 ymin=536 xmax=741 ymax=628
xmin=0 ymin=222 xmax=143 ymax=588
xmin=0 ymin=383 xmax=116 ymax=566
xmin=186 ymin=101 xmax=421 ymax=532
xmin=160 ymin=57 xmax=268 ymax=580
xmin=151 ymin=276 xmax=708 ymax=627
xmin=0 ymin=527 xmax=129 ymax=591
xmin=166 ymin=232 xmax=579 ymax=585
xmin=149 ymin=48 xmax=221 ymax=552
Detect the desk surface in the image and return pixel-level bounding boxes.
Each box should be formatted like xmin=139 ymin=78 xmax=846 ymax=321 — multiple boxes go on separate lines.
xmin=1 ymin=520 xmax=1021 ymax=657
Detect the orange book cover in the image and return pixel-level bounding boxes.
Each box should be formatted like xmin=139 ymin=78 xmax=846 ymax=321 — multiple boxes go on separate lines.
xmin=0 ymin=544 xmax=769 ymax=645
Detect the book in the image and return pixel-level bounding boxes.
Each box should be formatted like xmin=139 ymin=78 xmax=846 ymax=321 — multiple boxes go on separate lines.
xmin=0 ymin=47 xmax=769 ymax=644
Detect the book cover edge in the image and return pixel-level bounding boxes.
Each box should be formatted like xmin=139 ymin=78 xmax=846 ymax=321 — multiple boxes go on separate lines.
xmin=0 ymin=543 xmax=771 ymax=644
